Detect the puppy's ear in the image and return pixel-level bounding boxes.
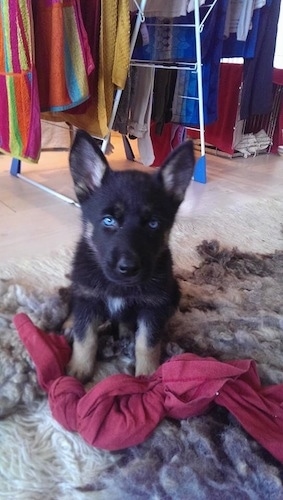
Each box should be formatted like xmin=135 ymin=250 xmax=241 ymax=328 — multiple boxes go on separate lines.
xmin=69 ymin=130 xmax=109 ymax=202
xmin=157 ymin=140 xmax=195 ymax=202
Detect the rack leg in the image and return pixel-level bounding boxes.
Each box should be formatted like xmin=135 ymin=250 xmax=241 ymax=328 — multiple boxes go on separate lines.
xmin=10 ymin=156 xmax=79 ymax=206
xmin=194 ymin=0 xmax=207 ymax=183
xmin=193 ymin=155 xmax=206 ymax=184
xmin=10 ymin=158 xmax=22 ymax=176
xmin=122 ymin=135 xmax=135 ymax=161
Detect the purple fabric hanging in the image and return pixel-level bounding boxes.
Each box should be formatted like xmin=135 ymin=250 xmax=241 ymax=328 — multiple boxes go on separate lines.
xmin=240 ymin=0 xmax=281 ymax=120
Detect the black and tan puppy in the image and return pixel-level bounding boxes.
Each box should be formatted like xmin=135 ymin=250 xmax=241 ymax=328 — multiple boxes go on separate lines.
xmin=67 ymin=130 xmax=195 ymax=382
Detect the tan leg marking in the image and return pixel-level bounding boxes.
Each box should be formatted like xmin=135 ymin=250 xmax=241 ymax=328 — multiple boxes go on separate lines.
xmin=67 ymin=320 xmax=99 ymax=382
xmin=62 ymin=313 xmax=74 ymax=337
xmin=135 ymin=320 xmax=161 ymax=376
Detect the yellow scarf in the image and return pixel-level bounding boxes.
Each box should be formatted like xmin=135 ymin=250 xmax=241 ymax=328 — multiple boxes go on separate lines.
xmin=43 ymin=0 xmax=130 ymax=139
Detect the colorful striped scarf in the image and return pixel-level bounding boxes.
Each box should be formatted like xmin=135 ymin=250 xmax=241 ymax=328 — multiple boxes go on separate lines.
xmin=0 ymin=0 xmax=94 ymax=162
xmin=0 ymin=0 xmax=41 ymax=161
xmin=32 ymin=0 xmax=94 ymax=113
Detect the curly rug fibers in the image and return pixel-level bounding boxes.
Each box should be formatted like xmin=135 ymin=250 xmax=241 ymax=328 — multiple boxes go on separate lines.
xmin=0 ymin=221 xmax=283 ymax=498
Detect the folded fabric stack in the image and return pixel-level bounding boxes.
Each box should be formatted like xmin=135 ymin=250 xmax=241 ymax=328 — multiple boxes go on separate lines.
xmin=234 ymin=129 xmax=271 ymax=157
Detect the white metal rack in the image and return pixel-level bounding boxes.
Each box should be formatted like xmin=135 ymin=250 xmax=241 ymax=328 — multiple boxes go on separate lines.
xmin=10 ymin=0 xmax=217 ymax=199
xmin=126 ymin=0 xmax=218 ymax=183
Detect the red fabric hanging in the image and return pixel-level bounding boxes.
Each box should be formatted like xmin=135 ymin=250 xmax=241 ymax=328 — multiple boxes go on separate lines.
xmin=203 ymin=63 xmax=243 ymax=154
xmin=13 ymin=313 xmax=283 ymax=461
xmin=150 ymin=121 xmax=187 ymax=167
xmin=271 ymin=68 xmax=283 ymax=152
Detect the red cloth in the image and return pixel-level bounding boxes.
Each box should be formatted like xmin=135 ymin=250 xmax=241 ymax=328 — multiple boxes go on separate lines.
xmin=271 ymin=68 xmax=283 ymax=153
xmin=190 ymin=65 xmax=283 ymax=155
xmin=13 ymin=313 xmax=283 ymax=460
xmin=150 ymin=122 xmax=187 ymax=167
xmin=203 ymin=63 xmax=243 ymax=154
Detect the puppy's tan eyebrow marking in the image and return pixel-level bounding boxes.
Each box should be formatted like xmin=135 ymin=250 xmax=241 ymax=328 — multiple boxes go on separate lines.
xmin=104 ymin=202 xmax=125 ymax=218
xmin=114 ymin=202 xmax=125 ymax=217
xmin=140 ymin=205 xmax=154 ymax=220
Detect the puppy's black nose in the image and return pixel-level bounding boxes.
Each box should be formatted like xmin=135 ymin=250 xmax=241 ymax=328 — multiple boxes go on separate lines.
xmin=117 ymin=255 xmax=140 ymax=277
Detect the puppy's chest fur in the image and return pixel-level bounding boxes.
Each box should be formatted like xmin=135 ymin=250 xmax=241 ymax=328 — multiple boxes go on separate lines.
xmin=71 ymin=246 xmax=179 ymax=323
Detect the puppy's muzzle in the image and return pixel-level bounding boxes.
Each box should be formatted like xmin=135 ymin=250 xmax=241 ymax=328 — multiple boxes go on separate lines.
xmin=116 ymin=254 xmax=141 ymax=278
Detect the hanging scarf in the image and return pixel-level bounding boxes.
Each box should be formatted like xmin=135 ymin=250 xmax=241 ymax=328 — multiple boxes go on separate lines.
xmin=0 ymin=0 xmax=41 ymax=161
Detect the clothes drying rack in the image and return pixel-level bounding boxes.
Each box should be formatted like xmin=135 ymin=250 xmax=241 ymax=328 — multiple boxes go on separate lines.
xmin=10 ymin=0 xmax=217 ymax=204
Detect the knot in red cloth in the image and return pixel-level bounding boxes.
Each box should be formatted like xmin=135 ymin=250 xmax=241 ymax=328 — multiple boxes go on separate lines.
xmin=76 ymin=373 xmax=166 ymax=449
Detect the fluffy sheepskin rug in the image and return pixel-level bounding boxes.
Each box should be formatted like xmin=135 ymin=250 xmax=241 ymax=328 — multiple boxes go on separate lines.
xmin=1 ymin=207 xmax=283 ymax=499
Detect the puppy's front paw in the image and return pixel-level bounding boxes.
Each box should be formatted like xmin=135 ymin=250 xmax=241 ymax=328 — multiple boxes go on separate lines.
xmin=135 ymin=340 xmax=161 ymax=377
xmin=67 ymin=356 xmax=95 ymax=384
xmin=67 ymin=334 xmax=98 ymax=383
xmin=61 ymin=314 xmax=74 ymax=339
xmin=135 ymin=359 xmax=159 ymax=377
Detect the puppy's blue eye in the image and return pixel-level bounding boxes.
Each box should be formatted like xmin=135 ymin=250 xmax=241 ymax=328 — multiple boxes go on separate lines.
xmin=148 ymin=219 xmax=159 ymax=230
xmin=102 ymin=216 xmax=117 ymax=227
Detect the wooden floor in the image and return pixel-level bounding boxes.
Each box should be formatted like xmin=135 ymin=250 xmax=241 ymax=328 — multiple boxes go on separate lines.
xmin=0 ymin=135 xmax=283 ymax=264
